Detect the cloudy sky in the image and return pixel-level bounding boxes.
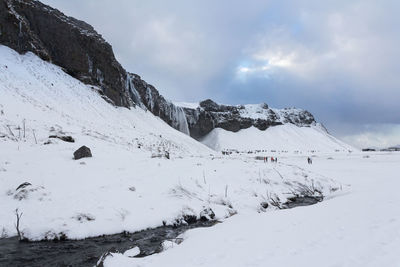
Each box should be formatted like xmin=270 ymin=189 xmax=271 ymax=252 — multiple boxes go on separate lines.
xmin=41 ymin=0 xmax=400 ymax=148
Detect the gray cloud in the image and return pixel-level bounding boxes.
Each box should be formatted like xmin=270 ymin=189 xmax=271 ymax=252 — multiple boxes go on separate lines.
xmin=341 ymin=124 xmax=400 ymax=149
xmin=41 ymin=0 xmax=400 ymax=147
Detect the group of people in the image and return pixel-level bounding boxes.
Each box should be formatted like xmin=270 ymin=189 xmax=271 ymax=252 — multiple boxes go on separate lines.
xmin=261 ymin=156 xmax=313 ymax=164
xmin=263 ymin=157 xmax=278 ymax=163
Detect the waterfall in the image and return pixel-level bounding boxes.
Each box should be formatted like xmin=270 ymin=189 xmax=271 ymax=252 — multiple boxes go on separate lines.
xmin=87 ymin=54 xmax=93 ymax=74
xmin=125 ymin=74 xmax=190 ymax=135
xmin=125 ymin=74 xmax=143 ymax=107
xmin=145 ymin=86 xmax=154 ymax=111
xmin=170 ymin=105 xmax=190 ymax=135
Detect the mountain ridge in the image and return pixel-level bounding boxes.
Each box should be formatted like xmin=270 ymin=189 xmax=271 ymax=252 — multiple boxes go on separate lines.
xmin=1 ymin=0 xmax=320 ymax=140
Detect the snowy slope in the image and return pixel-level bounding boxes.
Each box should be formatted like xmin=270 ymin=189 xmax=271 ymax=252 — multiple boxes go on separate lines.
xmin=0 ymin=45 xmax=211 ymax=156
xmin=0 ymin=45 xmax=343 ymax=241
xmin=201 ymin=124 xmax=355 ymax=152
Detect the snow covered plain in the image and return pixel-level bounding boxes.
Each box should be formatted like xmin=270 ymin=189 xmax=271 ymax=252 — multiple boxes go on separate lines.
xmin=1 ymin=44 xmax=399 ymax=267
xmin=105 ymin=152 xmax=400 ymax=267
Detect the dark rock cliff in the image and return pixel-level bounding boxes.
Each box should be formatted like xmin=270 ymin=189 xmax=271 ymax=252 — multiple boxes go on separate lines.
xmin=0 ymin=0 xmax=317 ymax=140
xmin=181 ymin=99 xmax=316 ymax=139
xmin=126 ymin=73 xmax=190 ymax=135
xmin=0 ymin=0 xmax=131 ymax=106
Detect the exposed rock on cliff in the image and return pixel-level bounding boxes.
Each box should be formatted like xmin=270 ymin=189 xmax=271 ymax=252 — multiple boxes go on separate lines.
xmin=0 ymin=0 xmax=131 ymax=106
xmin=126 ymin=73 xmax=190 ymax=135
xmin=179 ymin=100 xmax=316 ymax=139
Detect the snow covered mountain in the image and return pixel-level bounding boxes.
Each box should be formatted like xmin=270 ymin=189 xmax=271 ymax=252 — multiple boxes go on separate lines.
xmin=0 ymin=45 xmax=211 ymax=157
xmin=174 ymin=101 xmax=354 ymax=152
xmin=179 ymin=99 xmax=317 ymax=139
xmin=0 ymin=0 xmax=192 ymax=135
xmin=201 ymin=124 xmax=353 ymax=152
xmin=0 ymin=0 xmax=351 ymax=152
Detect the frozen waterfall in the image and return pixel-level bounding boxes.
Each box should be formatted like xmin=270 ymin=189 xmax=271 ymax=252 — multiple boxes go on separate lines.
xmin=170 ymin=105 xmax=190 ymax=135
xmin=125 ymin=74 xmax=143 ymax=107
xmin=125 ymin=74 xmax=190 ymax=135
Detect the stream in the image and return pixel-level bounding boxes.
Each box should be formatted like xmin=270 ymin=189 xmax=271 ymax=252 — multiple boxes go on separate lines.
xmin=0 ymin=221 xmax=215 ymax=267
xmin=0 ymin=196 xmax=322 ymax=267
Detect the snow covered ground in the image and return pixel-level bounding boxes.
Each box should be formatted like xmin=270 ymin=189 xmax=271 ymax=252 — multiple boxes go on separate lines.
xmin=104 ymin=152 xmax=400 ymax=267
xmin=0 ymin=45 xmax=341 ymax=241
xmin=201 ymin=124 xmax=354 ymax=152
xmin=2 ymin=44 xmax=398 ymax=267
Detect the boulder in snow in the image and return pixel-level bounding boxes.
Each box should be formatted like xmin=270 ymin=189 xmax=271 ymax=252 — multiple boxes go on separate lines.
xmin=74 ymin=146 xmax=92 ymax=160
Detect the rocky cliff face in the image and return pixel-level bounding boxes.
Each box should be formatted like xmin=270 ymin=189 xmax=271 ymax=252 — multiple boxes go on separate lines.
xmin=126 ymin=73 xmax=190 ymax=135
xmin=0 ymin=0 xmax=131 ymax=106
xmin=0 ymin=0 xmax=317 ymax=140
xmin=180 ymin=100 xmax=316 ymax=139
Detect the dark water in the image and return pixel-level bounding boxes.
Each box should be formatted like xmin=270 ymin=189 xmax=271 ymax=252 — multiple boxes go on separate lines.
xmin=0 ymin=197 xmax=321 ymax=267
xmin=283 ymin=196 xmax=323 ymax=209
xmin=0 ymin=221 xmax=215 ymax=267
